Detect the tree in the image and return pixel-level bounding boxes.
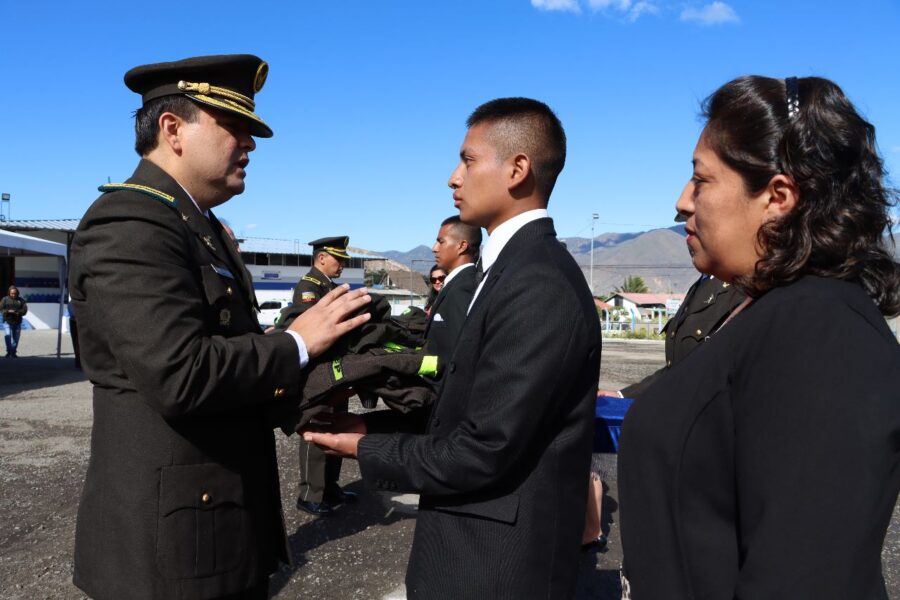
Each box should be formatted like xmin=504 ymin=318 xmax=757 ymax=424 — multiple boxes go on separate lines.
xmin=364 ymin=268 xmax=388 ymax=287
xmin=615 ymin=275 xmax=649 ymax=294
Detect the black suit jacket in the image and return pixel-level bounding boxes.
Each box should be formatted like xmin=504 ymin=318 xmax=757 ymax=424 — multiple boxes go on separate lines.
xmin=70 ymin=159 xmax=301 ymax=600
xmin=619 ymin=276 xmax=900 ymax=599
xmin=622 ymin=276 xmax=744 ymax=397
xmin=358 ymin=218 xmax=602 ymax=599
xmin=424 ymin=263 xmax=476 ymax=367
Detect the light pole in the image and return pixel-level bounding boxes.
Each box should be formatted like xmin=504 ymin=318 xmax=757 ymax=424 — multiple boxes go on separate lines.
xmin=590 ymin=213 xmax=598 ymax=295
xmin=1 ymin=193 xmax=10 ymax=222
xmin=410 ymin=259 xmax=433 ymax=308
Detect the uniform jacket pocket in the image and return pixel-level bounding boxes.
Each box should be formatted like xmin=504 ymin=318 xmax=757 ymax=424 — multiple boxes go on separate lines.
xmin=156 ymin=463 xmax=247 ymax=580
xmin=200 ymin=265 xmax=232 ymax=306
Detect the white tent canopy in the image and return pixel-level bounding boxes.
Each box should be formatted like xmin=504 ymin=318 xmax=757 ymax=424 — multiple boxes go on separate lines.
xmin=0 ymin=228 xmax=68 ymax=357
xmin=0 ymin=228 xmax=67 ymax=257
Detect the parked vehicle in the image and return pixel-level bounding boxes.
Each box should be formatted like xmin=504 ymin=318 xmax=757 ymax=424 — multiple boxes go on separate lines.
xmin=257 ymin=298 xmax=291 ymax=329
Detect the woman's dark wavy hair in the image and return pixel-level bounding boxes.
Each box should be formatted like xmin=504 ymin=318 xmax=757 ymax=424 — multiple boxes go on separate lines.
xmin=702 ymin=75 xmax=900 ymax=316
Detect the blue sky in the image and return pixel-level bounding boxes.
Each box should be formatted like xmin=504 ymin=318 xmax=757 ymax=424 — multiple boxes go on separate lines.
xmin=2 ymin=0 xmax=898 ymax=251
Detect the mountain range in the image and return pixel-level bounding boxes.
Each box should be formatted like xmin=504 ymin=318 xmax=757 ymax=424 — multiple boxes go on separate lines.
xmin=374 ymin=227 xmax=900 ymax=296
xmin=376 ymin=225 xmax=697 ymax=295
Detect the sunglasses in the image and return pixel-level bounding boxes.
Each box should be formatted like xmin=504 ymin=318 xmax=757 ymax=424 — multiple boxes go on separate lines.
xmin=430 ymin=276 xmax=446 ymax=283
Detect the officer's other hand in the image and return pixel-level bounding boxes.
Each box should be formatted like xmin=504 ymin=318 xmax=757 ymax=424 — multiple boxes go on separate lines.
xmin=288 ymin=285 xmax=371 ymax=358
xmin=301 ymin=431 xmax=362 ymax=458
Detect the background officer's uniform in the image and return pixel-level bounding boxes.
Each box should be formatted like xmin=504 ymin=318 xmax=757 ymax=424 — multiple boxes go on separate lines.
xmin=288 ymin=237 xmax=355 ymax=515
xmin=292 ymin=265 xmax=334 ymax=309
xmin=621 ymin=275 xmax=744 ymax=397
xmin=70 ymin=56 xmax=300 ymax=600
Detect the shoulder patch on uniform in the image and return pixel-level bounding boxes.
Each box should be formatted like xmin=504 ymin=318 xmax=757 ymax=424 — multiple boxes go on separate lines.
xmin=99 ymin=183 xmax=177 ymax=207
xmin=301 ymin=292 xmax=318 ymax=303
xmin=301 ymin=275 xmax=322 ymax=286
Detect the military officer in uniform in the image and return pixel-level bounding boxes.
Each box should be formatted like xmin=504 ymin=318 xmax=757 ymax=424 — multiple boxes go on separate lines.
xmin=69 ymin=55 xmax=371 ymax=600
xmin=292 ymin=236 xmax=349 ymax=308
xmin=289 ymin=237 xmax=358 ymax=516
xmin=599 ymin=212 xmax=745 ymax=398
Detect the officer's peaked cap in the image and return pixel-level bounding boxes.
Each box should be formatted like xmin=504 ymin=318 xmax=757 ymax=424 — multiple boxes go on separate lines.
xmin=310 ymin=236 xmax=350 ymax=260
xmin=124 ymin=54 xmax=273 ymax=138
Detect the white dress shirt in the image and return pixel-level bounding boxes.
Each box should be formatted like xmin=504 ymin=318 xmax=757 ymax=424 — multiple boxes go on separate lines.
xmin=441 ymin=261 xmax=475 ymax=288
xmin=467 ymin=208 xmax=549 ymax=313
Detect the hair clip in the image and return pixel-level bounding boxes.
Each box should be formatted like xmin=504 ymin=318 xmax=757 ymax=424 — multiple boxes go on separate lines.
xmin=785 ymin=77 xmax=800 ymax=120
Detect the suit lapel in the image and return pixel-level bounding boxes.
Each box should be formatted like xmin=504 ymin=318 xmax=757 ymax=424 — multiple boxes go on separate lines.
xmin=467 ymin=218 xmax=555 ymax=319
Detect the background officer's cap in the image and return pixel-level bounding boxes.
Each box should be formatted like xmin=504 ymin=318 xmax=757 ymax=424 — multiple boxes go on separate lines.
xmin=310 ymin=236 xmax=351 ymax=260
xmin=124 ymin=54 xmax=273 ymax=138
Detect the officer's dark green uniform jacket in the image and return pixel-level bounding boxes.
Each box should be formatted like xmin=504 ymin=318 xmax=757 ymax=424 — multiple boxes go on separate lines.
xmin=70 ymin=159 xmax=302 ymax=600
xmin=275 ymin=266 xmax=334 ymax=330
xmin=292 ymin=266 xmax=334 ymax=311
xmin=622 ymin=276 xmax=744 ymax=397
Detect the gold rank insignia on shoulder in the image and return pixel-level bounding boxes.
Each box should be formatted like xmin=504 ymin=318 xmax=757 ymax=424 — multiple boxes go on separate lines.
xmin=202 ymin=235 xmax=216 ymax=251
xmin=302 ymin=275 xmax=322 ymax=285
xmin=99 ymin=183 xmax=176 ymax=205
xmin=219 ymin=308 xmax=231 ymax=326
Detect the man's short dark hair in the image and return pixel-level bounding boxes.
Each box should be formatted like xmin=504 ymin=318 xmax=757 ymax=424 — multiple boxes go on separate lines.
xmin=441 ymin=215 xmax=482 ymax=260
xmin=466 ymin=97 xmax=566 ymax=200
xmin=133 ymin=95 xmax=200 ymax=156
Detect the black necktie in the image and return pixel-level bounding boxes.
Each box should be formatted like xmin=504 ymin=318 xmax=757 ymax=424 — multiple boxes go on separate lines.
xmin=474 ymin=259 xmax=485 ymax=285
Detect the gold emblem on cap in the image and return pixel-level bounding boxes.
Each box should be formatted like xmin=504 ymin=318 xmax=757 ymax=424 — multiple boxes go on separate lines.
xmin=254 ymin=62 xmax=269 ymax=93
xmin=178 ymin=80 xmax=211 ymax=95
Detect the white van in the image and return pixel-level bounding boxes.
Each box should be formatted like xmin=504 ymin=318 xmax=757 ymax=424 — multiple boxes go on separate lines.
xmin=257 ymin=298 xmax=291 ymax=329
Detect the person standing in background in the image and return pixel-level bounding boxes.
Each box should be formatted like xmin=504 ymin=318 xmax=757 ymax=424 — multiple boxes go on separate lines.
xmin=1 ymin=285 xmax=28 ymax=358
xmin=424 ymin=216 xmax=480 ymax=367
xmin=287 ymin=236 xmax=359 ymax=517
xmin=424 ymin=264 xmax=446 ymax=316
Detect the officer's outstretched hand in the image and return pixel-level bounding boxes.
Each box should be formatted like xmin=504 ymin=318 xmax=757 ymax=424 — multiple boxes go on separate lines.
xmin=288 ymin=284 xmax=371 ymax=358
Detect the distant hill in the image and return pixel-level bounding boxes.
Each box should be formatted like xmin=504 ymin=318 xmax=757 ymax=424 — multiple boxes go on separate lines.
xmin=369 ymin=227 xmax=898 ymax=294
xmin=375 ymin=226 xmax=701 ymax=292
xmin=375 ymin=245 xmax=434 ymax=273
xmin=570 ymin=228 xmax=697 ymax=296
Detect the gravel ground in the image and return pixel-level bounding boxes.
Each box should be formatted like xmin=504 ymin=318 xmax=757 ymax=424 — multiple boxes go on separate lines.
xmin=1 ymin=331 xmax=897 ymax=599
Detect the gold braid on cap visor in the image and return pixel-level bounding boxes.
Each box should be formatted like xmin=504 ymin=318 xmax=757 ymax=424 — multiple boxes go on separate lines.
xmin=324 ymin=246 xmax=350 ymax=258
xmin=177 ymin=80 xmax=266 ymax=126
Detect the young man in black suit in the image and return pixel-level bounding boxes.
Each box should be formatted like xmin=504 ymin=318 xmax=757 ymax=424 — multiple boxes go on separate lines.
xmin=305 ymin=98 xmax=601 ymax=599
xmin=425 ymin=215 xmax=481 ymax=367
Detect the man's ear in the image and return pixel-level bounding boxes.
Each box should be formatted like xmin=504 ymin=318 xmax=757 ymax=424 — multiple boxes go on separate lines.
xmin=763 ymin=174 xmax=799 ymax=221
xmin=457 ymin=239 xmax=469 ymax=257
xmin=158 ymin=112 xmax=184 ymax=155
xmin=508 ymin=153 xmax=532 ymax=192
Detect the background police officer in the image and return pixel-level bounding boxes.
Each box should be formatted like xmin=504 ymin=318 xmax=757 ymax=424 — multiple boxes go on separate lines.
xmin=289 ymin=237 xmax=359 ymax=516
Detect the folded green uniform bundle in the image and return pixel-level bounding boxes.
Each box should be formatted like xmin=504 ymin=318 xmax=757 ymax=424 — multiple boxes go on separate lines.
xmin=269 ymin=348 xmax=439 ymax=434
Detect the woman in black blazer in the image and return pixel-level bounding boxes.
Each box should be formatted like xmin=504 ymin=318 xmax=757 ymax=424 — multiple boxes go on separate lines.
xmin=618 ymin=76 xmax=900 ymax=599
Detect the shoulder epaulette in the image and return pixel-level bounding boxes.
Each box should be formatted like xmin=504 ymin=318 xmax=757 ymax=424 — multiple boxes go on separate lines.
xmin=302 ymin=275 xmax=322 ymax=286
xmin=99 ymin=183 xmax=177 ymax=207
